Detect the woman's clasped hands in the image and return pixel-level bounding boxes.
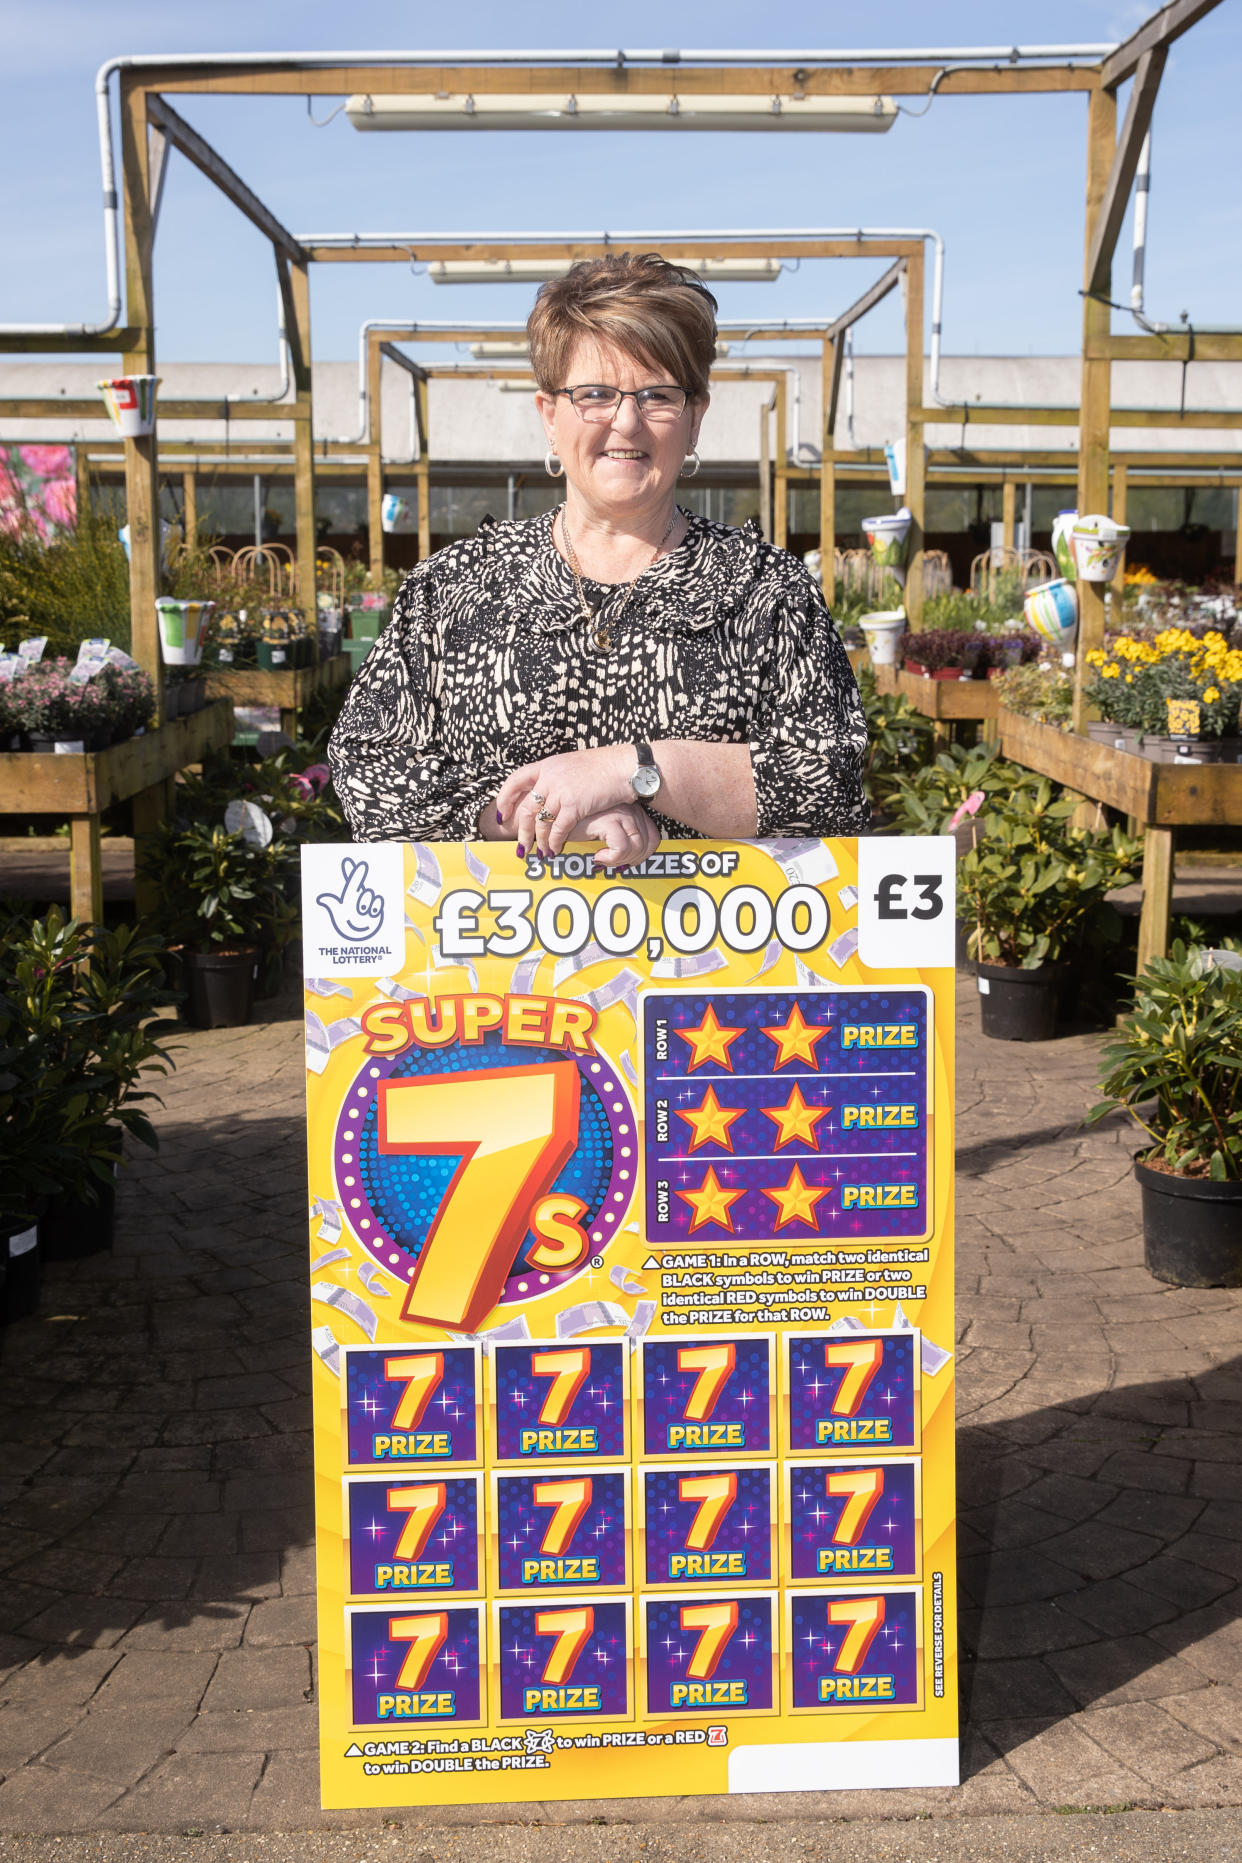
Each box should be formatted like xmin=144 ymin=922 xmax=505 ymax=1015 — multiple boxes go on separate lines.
xmin=496 ymin=746 xmax=660 ymax=869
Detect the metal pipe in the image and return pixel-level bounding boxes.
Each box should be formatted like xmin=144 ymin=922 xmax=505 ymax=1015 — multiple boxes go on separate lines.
xmin=844 ymin=330 xmax=857 ymax=447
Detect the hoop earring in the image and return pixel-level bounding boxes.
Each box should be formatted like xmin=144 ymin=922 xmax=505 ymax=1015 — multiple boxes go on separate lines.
xmin=544 ymin=451 xmax=564 ymax=479
xmin=681 ymin=449 xmax=701 ymax=478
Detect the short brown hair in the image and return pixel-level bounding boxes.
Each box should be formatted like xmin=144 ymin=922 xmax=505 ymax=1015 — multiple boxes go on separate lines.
xmin=527 ymin=254 xmax=718 ymax=400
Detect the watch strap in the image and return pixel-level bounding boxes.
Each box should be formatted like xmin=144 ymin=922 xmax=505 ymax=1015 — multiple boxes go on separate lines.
xmin=634 ymin=740 xmax=655 ymax=769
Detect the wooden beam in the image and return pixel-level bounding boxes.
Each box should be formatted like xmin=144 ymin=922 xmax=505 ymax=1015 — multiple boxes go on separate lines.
xmin=826 ymin=259 xmax=905 ymax=340
xmin=135 ymin=62 xmax=1099 ymax=100
xmin=1001 ymin=479 xmax=1016 ymax=553
xmin=416 ymin=375 xmax=431 ymax=563
xmin=917 ymin=405 xmax=1242 ymax=430
xmin=773 ymin=374 xmax=788 ymax=550
xmin=146 ymin=95 xmax=308 ymax=263
xmin=1090 ymin=330 xmax=1242 ymax=361
xmin=377 ymin=341 xmax=428 ymax=381
xmin=306 ymin=237 xmax=926 ymax=266
xmin=1111 ymin=462 xmax=1129 ymax=597
xmin=1075 ymin=82 xmax=1119 ymax=735
xmin=820 ymin=338 xmax=837 ymax=601
xmin=1100 ymin=0 xmax=1223 ymax=91
xmin=181 ymin=469 xmax=197 ymax=550
xmin=274 ymin=254 xmax=306 ymax=388
xmin=290 ymin=261 xmax=317 ymax=638
xmin=0 ymin=329 xmax=141 ymax=355
xmin=1137 ymin=826 xmax=1175 ymax=971
xmin=367 ymin=334 xmax=384 ymax=580
xmin=119 ymin=75 xmax=164 ymax=717
xmin=904 ymin=247 xmax=926 ymax=628
xmin=1086 ymin=47 xmax=1167 ymax=296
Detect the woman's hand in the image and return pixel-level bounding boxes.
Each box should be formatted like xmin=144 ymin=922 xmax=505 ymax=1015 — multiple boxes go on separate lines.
xmin=497 ymin=746 xmax=632 ymax=856
xmin=578 ymin=803 xmax=660 ymax=870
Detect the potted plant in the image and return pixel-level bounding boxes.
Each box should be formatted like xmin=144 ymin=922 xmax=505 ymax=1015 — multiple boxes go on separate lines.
xmin=902 ymin=628 xmax=981 ymax=680
xmin=137 ymin=818 xmax=298 ymax=1027
xmin=958 ymin=783 xmax=1141 ymax=1040
xmin=1086 ymin=941 xmax=1242 ymax=1285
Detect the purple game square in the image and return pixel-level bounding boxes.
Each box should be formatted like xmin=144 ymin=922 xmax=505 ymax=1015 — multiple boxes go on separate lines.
xmin=494 ymin=1342 xmax=626 ymax=1461
xmin=497 ymin=1601 xmax=630 ymax=1720
xmin=789 ymin=1589 xmax=920 ymax=1709
xmin=495 ymin=1472 xmax=629 ymax=1591
xmin=788 ymin=1461 xmax=918 ymax=1583
xmin=642 ymin=1466 xmax=773 ymax=1585
xmin=345 ymin=1346 xmax=478 ymax=1466
xmin=787 ymin=1332 xmax=916 ymax=1454
xmin=350 ymin=1605 xmax=482 ymax=1725
xmin=346 ymin=1476 xmax=480 ymax=1597
xmin=644 ymin=1593 xmax=773 ymax=1715
xmin=641 ymin=1338 xmax=771 ymax=1456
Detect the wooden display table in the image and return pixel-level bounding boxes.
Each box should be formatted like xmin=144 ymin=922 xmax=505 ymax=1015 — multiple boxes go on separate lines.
xmin=997 ymin=708 xmax=1242 ymax=968
xmin=205 ymin=652 xmax=352 ymax=737
xmin=0 ymin=699 xmax=234 ymax=922
xmin=873 ymin=663 xmax=999 ymax=742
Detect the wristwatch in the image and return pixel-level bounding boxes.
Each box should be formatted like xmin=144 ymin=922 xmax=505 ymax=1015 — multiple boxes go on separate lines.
xmin=629 ymin=740 xmax=662 ymax=801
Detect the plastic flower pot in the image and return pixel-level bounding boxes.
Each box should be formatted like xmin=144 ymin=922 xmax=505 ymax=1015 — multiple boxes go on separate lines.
xmin=156 ymin=599 xmax=214 ymax=667
xmin=348 ymin=611 xmax=383 ymax=643
xmin=1023 ymin=578 xmax=1078 ymax=651
xmin=1051 ymin=510 xmax=1078 ymax=581
xmin=97 ymin=375 xmax=160 ymax=437
xmin=859 ymin=609 xmax=907 ymax=667
xmin=975 ymin=961 xmax=1062 ymax=1041
xmin=861 ymin=509 xmax=912 ymax=569
xmin=180 ymin=948 xmax=259 ymax=1030
xmin=1135 ymin=1152 xmax=1242 ymax=1288
xmin=1086 ymin=722 xmax=1142 ymax=752
xmin=42 ymin=1150 xmax=118 ymax=1263
xmin=257 ymin=640 xmax=292 ymax=671
xmin=2 ymin=1219 xmax=43 ymax=1323
xmin=1071 ymin=515 xmax=1130 ymax=583
xmin=1140 ymin=736 xmax=1223 ymax=765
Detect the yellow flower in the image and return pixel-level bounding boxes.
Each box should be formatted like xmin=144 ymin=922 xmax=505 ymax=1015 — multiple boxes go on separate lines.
xmin=1102 ymin=664 xmax=1120 ymax=679
xmin=1204 ymin=688 xmax=1221 ymax=704
xmin=1125 ymin=673 xmax=1134 ymax=684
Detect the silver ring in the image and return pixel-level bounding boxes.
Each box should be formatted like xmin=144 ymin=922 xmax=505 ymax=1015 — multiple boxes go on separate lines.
xmin=537 ymin=809 xmax=554 ymax=823
xmin=531 ymin=791 xmax=546 ymax=806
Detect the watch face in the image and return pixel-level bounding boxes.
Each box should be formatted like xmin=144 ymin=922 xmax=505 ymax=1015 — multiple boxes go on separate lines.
xmin=632 ymin=763 xmax=661 ymax=799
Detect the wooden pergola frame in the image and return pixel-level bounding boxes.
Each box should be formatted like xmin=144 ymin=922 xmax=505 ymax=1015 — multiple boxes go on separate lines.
xmin=3 ymin=3 xmax=1234 ymax=725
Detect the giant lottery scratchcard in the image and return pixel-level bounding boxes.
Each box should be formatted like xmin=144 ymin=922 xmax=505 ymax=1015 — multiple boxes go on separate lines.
xmin=301 ymin=836 xmax=958 ymax=1807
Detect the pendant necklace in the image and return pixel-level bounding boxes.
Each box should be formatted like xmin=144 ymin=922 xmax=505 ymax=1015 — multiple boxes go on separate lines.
xmin=559 ymin=505 xmax=678 ymax=654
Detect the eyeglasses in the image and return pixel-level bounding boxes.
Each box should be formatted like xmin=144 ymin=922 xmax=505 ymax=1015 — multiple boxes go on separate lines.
xmin=556 ymin=384 xmax=690 ymax=423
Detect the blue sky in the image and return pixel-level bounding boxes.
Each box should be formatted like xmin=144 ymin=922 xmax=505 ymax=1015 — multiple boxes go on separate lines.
xmin=2 ymin=1 xmax=1238 ymax=364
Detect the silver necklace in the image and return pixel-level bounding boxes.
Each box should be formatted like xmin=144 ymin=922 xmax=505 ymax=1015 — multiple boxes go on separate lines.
xmin=559 ymin=505 xmax=678 ymax=654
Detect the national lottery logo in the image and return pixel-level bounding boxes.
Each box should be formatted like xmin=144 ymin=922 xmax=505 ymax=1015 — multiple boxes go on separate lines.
xmin=317 ymin=856 xmax=387 ymax=941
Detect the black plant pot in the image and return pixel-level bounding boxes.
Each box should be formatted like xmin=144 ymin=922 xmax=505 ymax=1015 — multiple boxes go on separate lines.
xmin=42 ymin=1168 xmax=118 ymax=1262
xmin=2 ymin=1217 xmax=43 ymax=1323
xmin=181 ymin=947 xmax=259 ymax=1029
xmin=1136 ymin=1153 xmax=1242 ymax=1288
xmin=975 ymin=961 xmax=1062 ymax=1042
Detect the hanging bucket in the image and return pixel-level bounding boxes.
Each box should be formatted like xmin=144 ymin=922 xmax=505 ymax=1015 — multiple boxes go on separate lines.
xmin=1072 ymin=515 xmax=1131 ymax=583
xmin=1023 ymin=578 xmax=1079 ymax=651
xmin=98 ymin=375 xmax=160 ymax=437
xmin=859 ymin=609 xmax=907 ymax=667
xmin=1051 ymin=510 xmax=1078 ymax=581
xmin=381 ymin=494 xmax=409 ymax=534
xmin=861 ymin=508 xmax=912 ymax=570
xmin=156 ymin=598 xmax=214 ymax=667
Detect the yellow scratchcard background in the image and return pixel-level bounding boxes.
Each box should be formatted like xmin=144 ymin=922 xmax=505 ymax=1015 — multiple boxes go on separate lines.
xmin=304 ymin=839 xmax=957 ymax=1808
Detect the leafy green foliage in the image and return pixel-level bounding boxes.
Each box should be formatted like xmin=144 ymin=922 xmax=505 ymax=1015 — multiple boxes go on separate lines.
xmin=137 ymin=819 xmax=300 ymax=955
xmin=959 ymin=784 xmax=1142 ymax=968
xmin=1085 ymin=940 xmax=1242 ymax=1180
xmin=992 ymin=661 xmax=1075 ymax=727
xmin=879 ymin=739 xmax=1038 ymax=838
xmin=854 ymin=664 xmax=936 ymax=819
xmin=0 ymin=512 xmax=133 ymax=655
xmin=0 ymin=909 xmax=174 ymax=1225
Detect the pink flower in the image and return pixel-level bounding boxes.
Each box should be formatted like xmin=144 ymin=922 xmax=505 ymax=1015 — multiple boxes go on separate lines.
xmin=19 ymin=446 xmax=73 ymax=478
xmin=302 ymin=763 xmax=330 ymax=791
xmin=948 ymin=789 xmax=986 ymax=831
xmin=41 ymin=477 xmax=77 ymax=530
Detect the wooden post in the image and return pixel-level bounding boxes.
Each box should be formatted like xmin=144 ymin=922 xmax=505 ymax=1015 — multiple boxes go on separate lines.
xmin=758 ymin=396 xmax=773 ymax=540
xmin=1137 ymin=824 xmax=1174 ymax=972
xmin=367 ymin=336 xmax=384 ymax=581
xmin=68 ymin=815 xmax=104 ymax=924
xmin=119 ymin=75 xmax=164 ymax=722
xmin=181 ymin=470 xmax=197 ymax=552
xmin=132 ymin=777 xmax=174 ymax=919
xmin=1235 ymin=487 xmax=1242 ymax=589
xmin=820 ymin=337 xmax=837 ymax=605
xmin=1002 ymin=479 xmax=1016 ymax=555
xmin=75 ymin=445 xmax=91 ymax=529
xmin=904 ymin=247 xmax=926 ymax=628
xmin=416 ymin=374 xmax=431 ymax=563
xmin=1111 ymin=460 xmax=1128 ymax=601
xmin=289 ymin=260 xmax=318 ymax=655
xmin=1073 ymin=80 xmax=1119 ymax=733
xmin=773 ymin=373 xmax=788 ymax=550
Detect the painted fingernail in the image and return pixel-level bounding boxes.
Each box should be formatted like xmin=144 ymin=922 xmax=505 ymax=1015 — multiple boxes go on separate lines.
xmin=495 ymin=810 xmax=503 ymax=824
xmin=515 ymin=844 xmax=525 ymax=857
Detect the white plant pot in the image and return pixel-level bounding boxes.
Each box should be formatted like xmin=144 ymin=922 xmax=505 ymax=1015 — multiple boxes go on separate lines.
xmin=98 ymin=375 xmax=160 ymax=437
xmin=861 ymin=509 xmax=912 ymax=569
xmin=381 ymin=494 xmax=409 ymax=534
xmin=1072 ymin=515 xmax=1130 ymax=583
xmin=1023 ymin=578 xmax=1079 ymax=650
xmin=860 ymin=609 xmax=907 ymax=667
xmin=156 ymin=599 xmax=214 ymax=667
xmin=1051 ymin=511 xmax=1078 ymax=581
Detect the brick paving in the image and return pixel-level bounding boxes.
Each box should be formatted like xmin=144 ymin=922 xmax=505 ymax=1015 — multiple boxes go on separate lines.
xmin=0 ymin=975 xmax=1240 ymax=1834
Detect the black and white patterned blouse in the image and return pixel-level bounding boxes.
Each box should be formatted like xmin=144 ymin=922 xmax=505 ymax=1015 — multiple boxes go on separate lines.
xmin=328 ymin=508 xmax=869 ymax=843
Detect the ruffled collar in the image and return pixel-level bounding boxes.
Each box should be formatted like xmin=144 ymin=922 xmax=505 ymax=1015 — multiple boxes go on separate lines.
xmin=481 ymin=507 xmax=766 ymax=637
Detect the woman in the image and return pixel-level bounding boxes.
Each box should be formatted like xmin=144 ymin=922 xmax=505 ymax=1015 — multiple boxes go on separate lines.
xmin=329 ymin=253 xmax=868 ymax=864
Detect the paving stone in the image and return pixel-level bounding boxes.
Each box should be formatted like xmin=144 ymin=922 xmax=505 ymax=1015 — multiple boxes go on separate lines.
xmin=43 ymin=1698 xmax=191 ymax=1784
xmin=1163 ymin=1682 xmax=1242 ymax=1752
xmin=190 ymin=1553 xmax=282 ymax=1603
xmin=1083 ymin=1698 xmax=1219 ymax=1784
xmin=16 ymin=1597 xmax=146 ymax=1651
xmin=104 ymin=1557 xmax=200 ymax=1601
xmin=176 ymin=1704 xmax=319 ymax=1752
xmin=0 ymin=1703 xmax=86 ymax=1773
xmin=0 ymin=1764 xmax=122 ymax=1831
xmin=92 ymin=1650 xmax=218 ymax=1706
xmin=1046 ymin=1634 xmax=1211 ymax=1709
xmin=203 ymin=1645 xmax=311 ymax=1712
xmin=121 ymin=1604 xmax=249 ymax=1653
xmin=242 ymin=1594 xmax=317 ymax=1649
xmin=983 ymin=1715 xmax=1153 ymax=1807
xmin=965 ymin=1658 xmax=1079 ymax=1722
xmin=1058 ymin=1576 xmax=1185 ymax=1638
xmin=279 ymin=1542 xmax=317 ymax=1596
xmin=0 ymin=1648 xmax=121 ymax=1706
xmin=95 ymin=1749 xmax=263 ymax=1831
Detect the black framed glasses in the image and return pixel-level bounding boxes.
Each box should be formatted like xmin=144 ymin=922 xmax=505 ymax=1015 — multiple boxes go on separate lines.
xmin=557 ymin=384 xmax=690 ymax=423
